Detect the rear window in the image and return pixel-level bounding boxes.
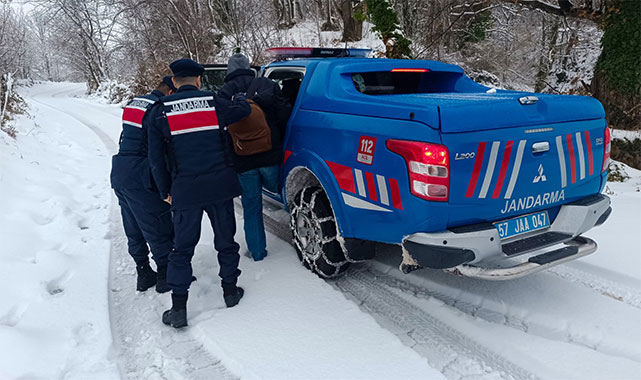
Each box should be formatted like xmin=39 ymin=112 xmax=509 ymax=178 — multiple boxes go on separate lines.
xmin=352 ymin=71 xmax=462 ymax=95
xmin=201 ymin=69 xmax=228 ymax=91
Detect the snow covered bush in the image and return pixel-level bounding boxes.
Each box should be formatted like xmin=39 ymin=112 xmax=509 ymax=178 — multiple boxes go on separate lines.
xmin=1 ymin=74 xmax=26 ymax=138
xmin=92 ymin=80 xmax=135 ymax=106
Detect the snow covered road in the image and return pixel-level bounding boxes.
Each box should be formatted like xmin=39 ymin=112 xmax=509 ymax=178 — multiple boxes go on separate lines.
xmin=1 ymin=82 xmax=640 ymax=380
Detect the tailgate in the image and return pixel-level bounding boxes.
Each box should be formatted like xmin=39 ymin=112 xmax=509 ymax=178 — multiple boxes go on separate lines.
xmin=442 ymin=119 xmax=607 ymax=227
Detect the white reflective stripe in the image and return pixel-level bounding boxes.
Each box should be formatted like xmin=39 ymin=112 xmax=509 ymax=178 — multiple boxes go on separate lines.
xmin=575 ymin=132 xmax=586 ymax=180
xmin=504 ymin=140 xmax=527 ymax=199
xmin=170 ymin=125 xmax=219 ymax=135
xmin=376 ymin=174 xmax=389 ymax=205
xmin=556 ymin=135 xmax=567 ymax=188
xmin=342 ymin=193 xmax=392 ymax=212
xmin=166 ymin=107 xmax=215 ymax=116
xmin=134 ymin=97 xmax=156 ymax=104
xmin=163 ymin=96 xmax=214 ymax=106
xmin=354 ymin=169 xmax=367 ymax=197
xmin=123 ymin=121 xmax=142 ymax=128
xmin=125 ymin=105 xmax=149 ymax=112
xmin=478 ymin=141 xmax=500 ymax=199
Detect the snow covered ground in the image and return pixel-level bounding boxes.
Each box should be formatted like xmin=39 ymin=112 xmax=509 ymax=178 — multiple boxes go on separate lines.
xmin=1 ymin=82 xmax=640 ymax=380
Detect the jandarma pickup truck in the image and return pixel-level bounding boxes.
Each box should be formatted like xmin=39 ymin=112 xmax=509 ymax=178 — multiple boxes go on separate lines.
xmin=204 ymin=47 xmax=612 ymax=280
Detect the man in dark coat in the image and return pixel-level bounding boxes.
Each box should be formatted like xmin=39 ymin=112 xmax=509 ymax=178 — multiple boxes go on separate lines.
xmin=147 ymin=58 xmax=247 ymax=328
xmin=218 ymin=53 xmax=291 ymax=261
xmin=110 ymin=76 xmax=176 ymax=293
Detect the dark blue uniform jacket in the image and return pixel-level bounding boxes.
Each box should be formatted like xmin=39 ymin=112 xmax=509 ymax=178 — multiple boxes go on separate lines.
xmin=147 ymin=85 xmax=246 ymax=209
xmin=110 ymin=90 xmax=163 ymax=190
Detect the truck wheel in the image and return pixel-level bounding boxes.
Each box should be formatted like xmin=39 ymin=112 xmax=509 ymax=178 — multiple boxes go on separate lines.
xmin=291 ymin=186 xmax=350 ymax=278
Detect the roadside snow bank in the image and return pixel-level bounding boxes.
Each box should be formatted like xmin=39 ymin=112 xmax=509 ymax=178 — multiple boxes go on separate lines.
xmin=0 ymin=83 xmax=118 ymax=379
xmin=584 ymin=162 xmax=641 ymax=281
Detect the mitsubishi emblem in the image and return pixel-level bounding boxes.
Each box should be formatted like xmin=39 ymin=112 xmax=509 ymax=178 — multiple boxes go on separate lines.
xmin=533 ymin=164 xmax=547 ymax=183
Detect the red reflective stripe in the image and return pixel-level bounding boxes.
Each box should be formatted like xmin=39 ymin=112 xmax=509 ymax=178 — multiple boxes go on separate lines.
xmin=584 ymin=130 xmax=593 ymax=176
xmin=389 ymin=178 xmax=403 ymax=210
xmin=465 ymin=142 xmax=486 ymax=198
xmin=122 ymin=107 xmax=145 ymax=125
xmin=492 ymin=141 xmax=513 ymax=199
xmin=167 ymin=110 xmax=218 ymax=133
xmin=326 ymin=161 xmax=356 ymax=193
xmin=566 ymin=134 xmax=577 ymax=184
xmin=283 ymin=150 xmax=293 ymax=165
xmin=365 ymin=172 xmax=377 ymax=202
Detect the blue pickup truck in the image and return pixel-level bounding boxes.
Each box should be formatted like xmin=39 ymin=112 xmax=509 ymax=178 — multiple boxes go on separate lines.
xmin=204 ymin=47 xmax=612 ymax=280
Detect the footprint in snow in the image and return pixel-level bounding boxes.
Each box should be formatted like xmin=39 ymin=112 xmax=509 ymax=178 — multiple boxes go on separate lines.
xmin=45 ymin=271 xmax=72 ymax=296
xmin=29 ymin=211 xmax=54 ymax=226
xmin=0 ymin=303 xmax=29 ymax=327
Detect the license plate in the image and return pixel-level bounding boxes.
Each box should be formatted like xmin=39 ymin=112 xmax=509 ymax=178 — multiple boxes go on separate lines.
xmin=494 ymin=210 xmax=550 ymax=240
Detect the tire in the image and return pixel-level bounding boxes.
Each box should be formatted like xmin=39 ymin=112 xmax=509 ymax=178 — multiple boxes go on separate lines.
xmin=290 ymin=186 xmax=350 ymax=278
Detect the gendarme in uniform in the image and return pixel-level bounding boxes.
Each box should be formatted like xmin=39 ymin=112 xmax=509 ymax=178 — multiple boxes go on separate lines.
xmin=110 ymin=76 xmax=176 ymax=293
xmin=147 ymin=58 xmax=244 ymax=328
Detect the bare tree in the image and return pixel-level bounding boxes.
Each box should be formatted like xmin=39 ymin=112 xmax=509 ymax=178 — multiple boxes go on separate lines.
xmin=336 ymin=0 xmax=363 ymax=41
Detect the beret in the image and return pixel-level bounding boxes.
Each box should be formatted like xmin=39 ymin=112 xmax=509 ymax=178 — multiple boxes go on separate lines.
xmin=162 ymin=75 xmax=177 ymax=91
xmin=169 ymin=58 xmax=205 ymax=78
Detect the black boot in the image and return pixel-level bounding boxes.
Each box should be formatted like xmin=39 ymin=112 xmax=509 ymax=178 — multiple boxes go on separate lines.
xmin=155 ymin=265 xmax=170 ymax=294
xmin=136 ymin=263 xmax=157 ymax=291
xmin=162 ymin=293 xmax=188 ymax=328
xmin=222 ymin=280 xmax=244 ymax=308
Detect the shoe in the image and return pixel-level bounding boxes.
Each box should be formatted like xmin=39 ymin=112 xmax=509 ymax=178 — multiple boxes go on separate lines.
xmin=162 ymin=293 xmax=188 ymax=328
xmin=155 ymin=271 xmax=197 ymax=294
xmin=155 ymin=265 xmax=170 ymax=294
xmin=245 ymin=250 xmax=268 ymax=261
xmin=222 ymin=281 xmax=244 ymax=308
xmin=136 ymin=263 xmax=157 ymax=291
xmin=162 ymin=308 xmax=187 ymax=328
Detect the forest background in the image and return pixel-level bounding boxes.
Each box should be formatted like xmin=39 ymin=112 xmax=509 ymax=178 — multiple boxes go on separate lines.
xmin=1 ymin=0 xmax=639 ymax=168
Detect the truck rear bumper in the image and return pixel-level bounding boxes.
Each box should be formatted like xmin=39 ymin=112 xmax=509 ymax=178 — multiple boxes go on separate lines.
xmin=400 ymin=194 xmax=611 ymax=279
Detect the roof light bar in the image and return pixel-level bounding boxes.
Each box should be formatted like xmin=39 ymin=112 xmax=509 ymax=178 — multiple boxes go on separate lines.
xmin=391 ymin=68 xmax=430 ymax=73
xmin=265 ymin=47 xmax=372 ymax=60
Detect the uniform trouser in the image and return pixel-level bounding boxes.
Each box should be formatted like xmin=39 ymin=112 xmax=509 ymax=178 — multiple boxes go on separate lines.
xmin=114 ymin=188 xmax=173 ymax=267
xmin=237 ymin=165 xmax=280 ymax=260
xmin=168 ymin=199 xmax=241 ymax=295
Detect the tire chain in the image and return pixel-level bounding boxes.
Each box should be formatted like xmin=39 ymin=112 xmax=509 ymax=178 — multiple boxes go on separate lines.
xmin=290 ymin=187 xmax=349 ymax=277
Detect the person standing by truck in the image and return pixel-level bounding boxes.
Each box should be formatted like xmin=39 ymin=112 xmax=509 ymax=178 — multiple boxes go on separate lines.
xmin=219 ymin=53 xmax=292 ymax=262
xmin=110 ymin=76 xmax=176 ymax=293
xmin=147 ymin=58 xmax=246 ymax=328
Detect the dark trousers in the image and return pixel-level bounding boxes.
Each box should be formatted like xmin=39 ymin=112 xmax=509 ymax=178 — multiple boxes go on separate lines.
xmin=114 ymin=188 xmax=173 ymax=267
xmin=168 ymin=199 xmax=241 ymax=294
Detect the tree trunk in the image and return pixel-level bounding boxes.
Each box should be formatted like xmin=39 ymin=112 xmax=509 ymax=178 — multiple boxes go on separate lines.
xmin=339 ymin=0 xmax=363 ymax=42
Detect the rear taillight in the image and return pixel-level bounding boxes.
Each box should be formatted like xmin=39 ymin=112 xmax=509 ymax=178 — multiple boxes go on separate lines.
xmin=386 ymin=139 xmax=449 ymax=202
xmin=602 ymin=126 xmax=611 ymax=172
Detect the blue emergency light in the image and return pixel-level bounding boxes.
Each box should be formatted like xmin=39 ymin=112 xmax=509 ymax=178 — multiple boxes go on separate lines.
xmin=266 ymin=47 xmax=372 ymax=60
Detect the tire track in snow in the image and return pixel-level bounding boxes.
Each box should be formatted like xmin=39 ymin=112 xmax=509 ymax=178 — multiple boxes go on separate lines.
xmin=548 ymin=266 xmax=641 ymax=309
xmin=260 ymin=208 xmax=537 ymax=380
xmin=364 ymin=258 xmax=641 ymax=363
xmin=32 ymin=93 xmax=236 ymax=380
xmin=29 ymin=98 xmax=118 ymax=153
xmin=334 ymin=269 xmax=538 ymax=380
